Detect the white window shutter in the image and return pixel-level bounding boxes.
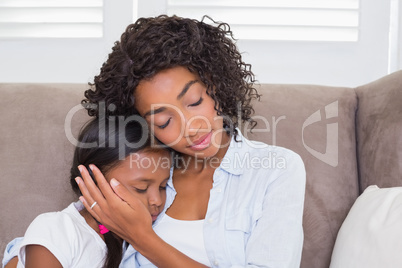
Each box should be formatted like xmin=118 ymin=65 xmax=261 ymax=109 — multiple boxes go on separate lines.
xmin=167 ymin=0 xmax=359 ymax=42
xmin=0 ymin=0 xmax=103 ymax=38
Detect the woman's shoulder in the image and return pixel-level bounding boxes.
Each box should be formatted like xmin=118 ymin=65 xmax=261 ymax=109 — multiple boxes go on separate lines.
xmin=232 ymin=132 xmax=304 ymax=165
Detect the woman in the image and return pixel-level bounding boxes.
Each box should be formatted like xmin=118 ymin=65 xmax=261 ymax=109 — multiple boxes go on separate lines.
xmin=77 ymin=15 xmax=306 ymax=267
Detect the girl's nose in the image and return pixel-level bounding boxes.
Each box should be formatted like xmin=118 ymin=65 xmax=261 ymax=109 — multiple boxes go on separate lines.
xmin=149 ymin=191 xmax=163 ymax=207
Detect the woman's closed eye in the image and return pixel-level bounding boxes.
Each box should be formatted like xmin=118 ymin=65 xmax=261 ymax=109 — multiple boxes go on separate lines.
xmin=189 ymin=97 xmax=203 ymax=107
xmin=157 ymin=118 xmax=171 ymax=129
xmin=156 ymin=97 xmax=203 ymax=129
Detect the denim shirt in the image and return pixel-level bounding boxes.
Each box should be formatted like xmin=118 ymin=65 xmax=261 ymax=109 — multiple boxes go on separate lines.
xmin=3 ymin=131 xmax=306 ymax=268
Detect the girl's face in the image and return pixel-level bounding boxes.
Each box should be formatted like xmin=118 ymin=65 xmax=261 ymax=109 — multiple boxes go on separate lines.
xmin=134 ymin=66 xmax=228 ymax=158
xmin=105 ymin=150 xmax=171 ymax=222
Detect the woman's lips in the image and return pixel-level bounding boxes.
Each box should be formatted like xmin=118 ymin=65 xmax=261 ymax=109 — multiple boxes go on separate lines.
xmin=188 ymin=131 xmax=212 ymax=151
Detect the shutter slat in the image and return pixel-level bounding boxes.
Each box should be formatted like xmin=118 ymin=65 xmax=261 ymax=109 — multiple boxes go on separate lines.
xmin=0 ymin=8 xmax=103 ymax=23
xmin=0 ymin=1 xmax=103 ymax=38
xmin=0 ymin=23 xmax=102 ymax=38
xmin=168 ymin=0 xmax=358 ymax=9
xmin=231 ymin=25 xmax=358 ymax=41
xmin=167 ymin=7 xmax=359 ymax=27
xmin=167 ymin=0 xmax=359 ymax=41
xmin=0 ymin=0 xmax=102 ymax=8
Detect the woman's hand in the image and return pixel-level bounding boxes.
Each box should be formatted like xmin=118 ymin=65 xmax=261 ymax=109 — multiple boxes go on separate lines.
xmin=76 ymin=165 xmax=208 ymax=267
xmin=76 ymin=164 xmax=153 ymax=245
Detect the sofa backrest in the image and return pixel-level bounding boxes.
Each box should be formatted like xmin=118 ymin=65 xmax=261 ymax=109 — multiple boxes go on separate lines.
xmin=246 ymin=83 xmax=359 ymax=268
xmin=0 ymin=82 xmax=360 ymax=267
xmin=0 ymin=83 xmax=90 ymax=261
xmin=355 ymin=70 xmax=402 ymax=192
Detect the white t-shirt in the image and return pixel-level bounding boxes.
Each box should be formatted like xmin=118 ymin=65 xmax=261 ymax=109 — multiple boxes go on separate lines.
xmin=137 ymin=214 xmax=210 ymax=266
xmin=17 ymin=202 xmax=107 ymax=268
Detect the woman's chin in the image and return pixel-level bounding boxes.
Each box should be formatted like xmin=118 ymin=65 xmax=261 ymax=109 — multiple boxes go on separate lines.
xmin=185 ymin=144 xmax=222 ymax=159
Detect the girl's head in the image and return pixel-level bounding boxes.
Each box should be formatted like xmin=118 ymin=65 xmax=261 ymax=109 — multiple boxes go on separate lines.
xmin=70 ymin=118 xmax=171 ymax=218
xmin=70 ymin=117 xmax=171 ymax=268
xmin=83 ymin=15 xmax=259 ymax=157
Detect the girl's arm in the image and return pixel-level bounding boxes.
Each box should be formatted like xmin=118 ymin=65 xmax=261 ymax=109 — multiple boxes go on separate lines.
xmin=4 ymin=257 xmax=18 ymax=268
xmin=3 ymin=245 xmax=63 ymax=268
xmin=24 ymin=245 xmax=63 ymax=268
xmin=77 ymin=165 xmax=209 ymax=268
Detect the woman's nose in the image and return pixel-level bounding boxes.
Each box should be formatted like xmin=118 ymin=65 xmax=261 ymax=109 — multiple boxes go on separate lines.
xmin=185 ymin=114 xmax=208 ymax=137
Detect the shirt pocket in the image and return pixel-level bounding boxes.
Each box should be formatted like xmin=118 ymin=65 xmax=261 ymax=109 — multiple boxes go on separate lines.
xmin=224 ymin=209 xmax=253 ymax=265
xmin=225 ymin=208 xmax=252 ymax=233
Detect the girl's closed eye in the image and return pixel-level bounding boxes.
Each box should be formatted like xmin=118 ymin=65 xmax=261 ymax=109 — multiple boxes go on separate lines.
xmin=134 ymin=187 xmax=148 ymax=193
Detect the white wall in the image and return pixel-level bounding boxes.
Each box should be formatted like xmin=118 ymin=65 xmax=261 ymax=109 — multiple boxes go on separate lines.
xmin=0 ymin=0 xmax=400 ymax=87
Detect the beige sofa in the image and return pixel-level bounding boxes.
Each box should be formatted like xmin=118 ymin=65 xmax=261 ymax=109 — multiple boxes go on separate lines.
xmin=1 ymin=71 xmax=401 ymax=267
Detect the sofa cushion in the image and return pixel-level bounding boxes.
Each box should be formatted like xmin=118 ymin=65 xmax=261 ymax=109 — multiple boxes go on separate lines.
xmin=245 ymin=83 xmax=359 ymax=268
xmin=330 ymin=185 xmax=402 ymax=268
xmin=0 ymin=84 xmax=89 ymax=261
xmin=355 ymin=70 xmax=402 ymax=192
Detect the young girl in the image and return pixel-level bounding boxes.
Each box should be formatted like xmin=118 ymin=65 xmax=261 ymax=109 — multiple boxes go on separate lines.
xmin=11 ymin=118 xmax=171 ymax=268
xmin=77 ymin=15 xmax=306 ymax=267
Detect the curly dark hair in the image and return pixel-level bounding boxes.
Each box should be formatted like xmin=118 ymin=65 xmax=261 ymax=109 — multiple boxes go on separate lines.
xmin=83 ymin=15 xmax=260 ymax=138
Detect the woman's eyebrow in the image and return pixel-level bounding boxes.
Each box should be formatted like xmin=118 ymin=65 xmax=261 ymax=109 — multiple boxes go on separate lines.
xmin=144 ymin=107 xmax=166 ymax=118
xmin=177 ymin=80 xmax=198 ymax=100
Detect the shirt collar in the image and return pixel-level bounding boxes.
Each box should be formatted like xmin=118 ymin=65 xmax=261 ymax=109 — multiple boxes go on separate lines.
xmin=166 ymin=129 xmax=259 ymax=180
xmin=219 ymin=129 xmax=251 ymax=175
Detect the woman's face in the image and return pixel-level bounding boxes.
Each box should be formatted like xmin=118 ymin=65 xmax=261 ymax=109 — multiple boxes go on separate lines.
xmin=134 ymin=66 xmax=228 ymax=158
xmin=105 ymin=150 xmax=171 ymax=222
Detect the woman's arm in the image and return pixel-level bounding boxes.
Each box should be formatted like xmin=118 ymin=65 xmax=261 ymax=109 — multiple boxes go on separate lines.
xmin=77 ymin=165 xmax=209 ymax=268
xmin=24 ymin=245 xmax=63 ymax=268
xmin=245 ymin=153 xmax=306 ymax=267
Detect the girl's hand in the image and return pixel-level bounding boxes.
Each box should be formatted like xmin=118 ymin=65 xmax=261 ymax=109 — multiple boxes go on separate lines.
xmin=76 ymin=165 xmax=153 ymax=245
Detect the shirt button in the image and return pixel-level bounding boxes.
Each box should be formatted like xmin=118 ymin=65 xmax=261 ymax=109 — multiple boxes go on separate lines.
xmin=216 ymin=188 xmax=222 ymax=193
xmin=208 ymin=218 xmax=214 ymax=223
xmin=214 ymin=260 xmax=219 ymax=266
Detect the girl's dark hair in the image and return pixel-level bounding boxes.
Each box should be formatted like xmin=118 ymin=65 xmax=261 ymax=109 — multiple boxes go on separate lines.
xmin=83 ymin=15 xmax=260 ymax=139
xmin=70 ymin=117 xmax=166 ymax=268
